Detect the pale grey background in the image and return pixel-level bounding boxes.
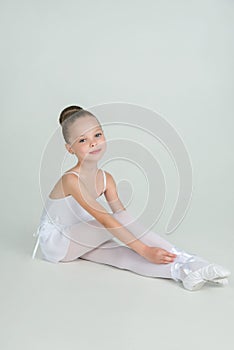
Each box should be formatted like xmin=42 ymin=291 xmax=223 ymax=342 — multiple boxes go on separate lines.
xmin=1 ymin=0 xmax=233 ymax=349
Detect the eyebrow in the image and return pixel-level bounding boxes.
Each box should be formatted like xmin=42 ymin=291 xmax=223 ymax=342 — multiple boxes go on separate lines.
xmin=78 ymin=126 xmax=102 ymax=138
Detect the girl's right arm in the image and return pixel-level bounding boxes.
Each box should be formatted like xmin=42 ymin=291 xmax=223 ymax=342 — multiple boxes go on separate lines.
xmin=62 ymin=173 xmax=148 ymax=257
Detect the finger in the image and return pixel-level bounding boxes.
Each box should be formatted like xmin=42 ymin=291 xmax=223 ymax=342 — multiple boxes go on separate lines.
xmin=162 ymin=259 xmax=171 ymax=264
xmin=162 ymin=252 xmax=175 ymax=259
xmin=162 ymin=250 xmax=177 ymax=258
xmin=164 ymin=256 xmax=175 ymax=263
xmin=167 ymin=252 xmax=177 ymax=257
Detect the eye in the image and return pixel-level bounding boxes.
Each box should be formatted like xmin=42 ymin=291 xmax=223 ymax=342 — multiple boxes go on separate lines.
xmin=79 ymin=132 xmax=102 ymax=143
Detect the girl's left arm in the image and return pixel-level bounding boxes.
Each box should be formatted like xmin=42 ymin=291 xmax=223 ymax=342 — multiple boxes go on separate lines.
xmin=104 ymin=171 xmax=126 ymax=214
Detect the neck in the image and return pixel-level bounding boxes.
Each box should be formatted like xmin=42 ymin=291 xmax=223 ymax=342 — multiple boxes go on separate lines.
xmin=75 ymin=161 xmax=99 ymax=177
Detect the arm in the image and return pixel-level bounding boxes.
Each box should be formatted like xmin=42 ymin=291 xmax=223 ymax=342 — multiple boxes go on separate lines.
xmin=103 ymin=171 xmax=177 ymax=264
xmin=103 ymin=171 xmax=126 ymax=214
xmin=62 ymin=173 xmax=147 ymax=257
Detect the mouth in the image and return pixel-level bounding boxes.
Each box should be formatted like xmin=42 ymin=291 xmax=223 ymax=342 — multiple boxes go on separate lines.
xmin=89 ymin=148 xmax=101 ymax=154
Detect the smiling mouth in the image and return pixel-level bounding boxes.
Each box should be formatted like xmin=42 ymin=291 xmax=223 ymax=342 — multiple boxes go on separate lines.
xmin=89 ymin=148 xmax=101 ymax=154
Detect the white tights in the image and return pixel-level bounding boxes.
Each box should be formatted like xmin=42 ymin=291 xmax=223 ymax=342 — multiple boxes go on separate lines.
xmin=60 ymin=210 xmax=211 ymax=282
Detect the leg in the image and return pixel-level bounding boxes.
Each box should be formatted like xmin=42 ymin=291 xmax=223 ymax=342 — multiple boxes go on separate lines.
xmin=111 ymin=210 xmax=231 ymax=289
xmin=60 ymin=219 xmax=113 ymax=262
xmin=60 ymin=211 xmax=173 ymax=278
xmin=60 ymin=209 xmax=175 ymax=263
xmin=79 ymin=210 xmax=177 ymax=279
xmin=111 ymin=210 xmax=210 ymax=281
xmin=80 ymin=238 xmax=173 ymax=279
xmin=61 ymin=210 xmax=231 ymax=290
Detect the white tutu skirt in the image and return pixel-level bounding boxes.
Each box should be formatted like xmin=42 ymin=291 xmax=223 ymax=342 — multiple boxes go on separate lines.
xmin=38 ymin=216 xmax=71 ymax=263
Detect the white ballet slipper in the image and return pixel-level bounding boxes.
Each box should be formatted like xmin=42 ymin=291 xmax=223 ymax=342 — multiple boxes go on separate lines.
xmin=182 ymin=271 xmax=206 ymax=291
xmin=199 ymin=263 xmax=231 ymax=281
xmin=182 ymin=263 xmax=231 ymax=291
xmin=208 ymin=277 xmax=229 ymax=286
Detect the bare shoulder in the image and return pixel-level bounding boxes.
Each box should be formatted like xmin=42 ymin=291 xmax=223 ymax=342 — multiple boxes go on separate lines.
xmin=49 ymin=172 xmax=77 ymax=198
xmin=61 ymin=171 xmax=85 ymax=197
xmin=61 ymin=172 xmax=110 ymax=223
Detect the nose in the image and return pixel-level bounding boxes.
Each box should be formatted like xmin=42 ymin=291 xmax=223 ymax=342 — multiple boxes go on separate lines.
xmin=90 ymin=138 xmax=97 ymax=148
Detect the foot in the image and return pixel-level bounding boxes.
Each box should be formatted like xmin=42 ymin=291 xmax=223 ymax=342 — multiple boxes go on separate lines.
xmin=182 ymin=263 xmax=231 ymax=291
xmin=208 ymin=277 xmax=229 ymax=286
xmin=200 ymin=263 xmax=231 ymax=281
xmin=182 ymin=272 xmax=206 ymax=291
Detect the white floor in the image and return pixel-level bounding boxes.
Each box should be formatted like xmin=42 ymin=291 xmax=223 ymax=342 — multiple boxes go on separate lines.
xmin=1 ymin=226 xmax=233 ymax=350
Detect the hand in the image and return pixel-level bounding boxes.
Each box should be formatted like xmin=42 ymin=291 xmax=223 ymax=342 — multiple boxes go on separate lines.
xmin=142 ymin=246 xmax=177 ymax=264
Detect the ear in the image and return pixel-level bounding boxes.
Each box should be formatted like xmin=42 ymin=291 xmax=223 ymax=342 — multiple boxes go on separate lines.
xmin=65 ymin=143 xmax=74 ymax=154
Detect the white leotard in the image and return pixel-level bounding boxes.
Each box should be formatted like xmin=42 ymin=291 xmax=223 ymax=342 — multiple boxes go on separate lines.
xmin=32 ymin=169 xmax=107 ymax=263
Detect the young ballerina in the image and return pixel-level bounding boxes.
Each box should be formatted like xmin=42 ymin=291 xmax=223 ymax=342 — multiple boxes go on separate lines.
xmin=32 ymin=105 xmax=231 ymax=291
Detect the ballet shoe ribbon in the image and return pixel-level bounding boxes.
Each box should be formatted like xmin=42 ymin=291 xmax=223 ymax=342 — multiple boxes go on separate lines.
xmin=170 ymin=246 xmax=197 ymax=282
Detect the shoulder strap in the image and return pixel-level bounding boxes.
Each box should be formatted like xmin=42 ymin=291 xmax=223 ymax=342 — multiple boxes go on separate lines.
xmin=102 ymin=169 xmax=106 ymax=191
xmin=63 ymin=171 xmax=80 ymax=177
xmin=64 ymin=170 xmax=105 ymax=190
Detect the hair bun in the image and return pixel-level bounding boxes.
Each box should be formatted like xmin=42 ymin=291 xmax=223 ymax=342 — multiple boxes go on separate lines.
xmin=59 ymin=105 xmax=83 ymax=125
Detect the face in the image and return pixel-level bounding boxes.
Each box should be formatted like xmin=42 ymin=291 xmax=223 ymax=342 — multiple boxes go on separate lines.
xmin=65 ymin=116 xmax=106 ymax=161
